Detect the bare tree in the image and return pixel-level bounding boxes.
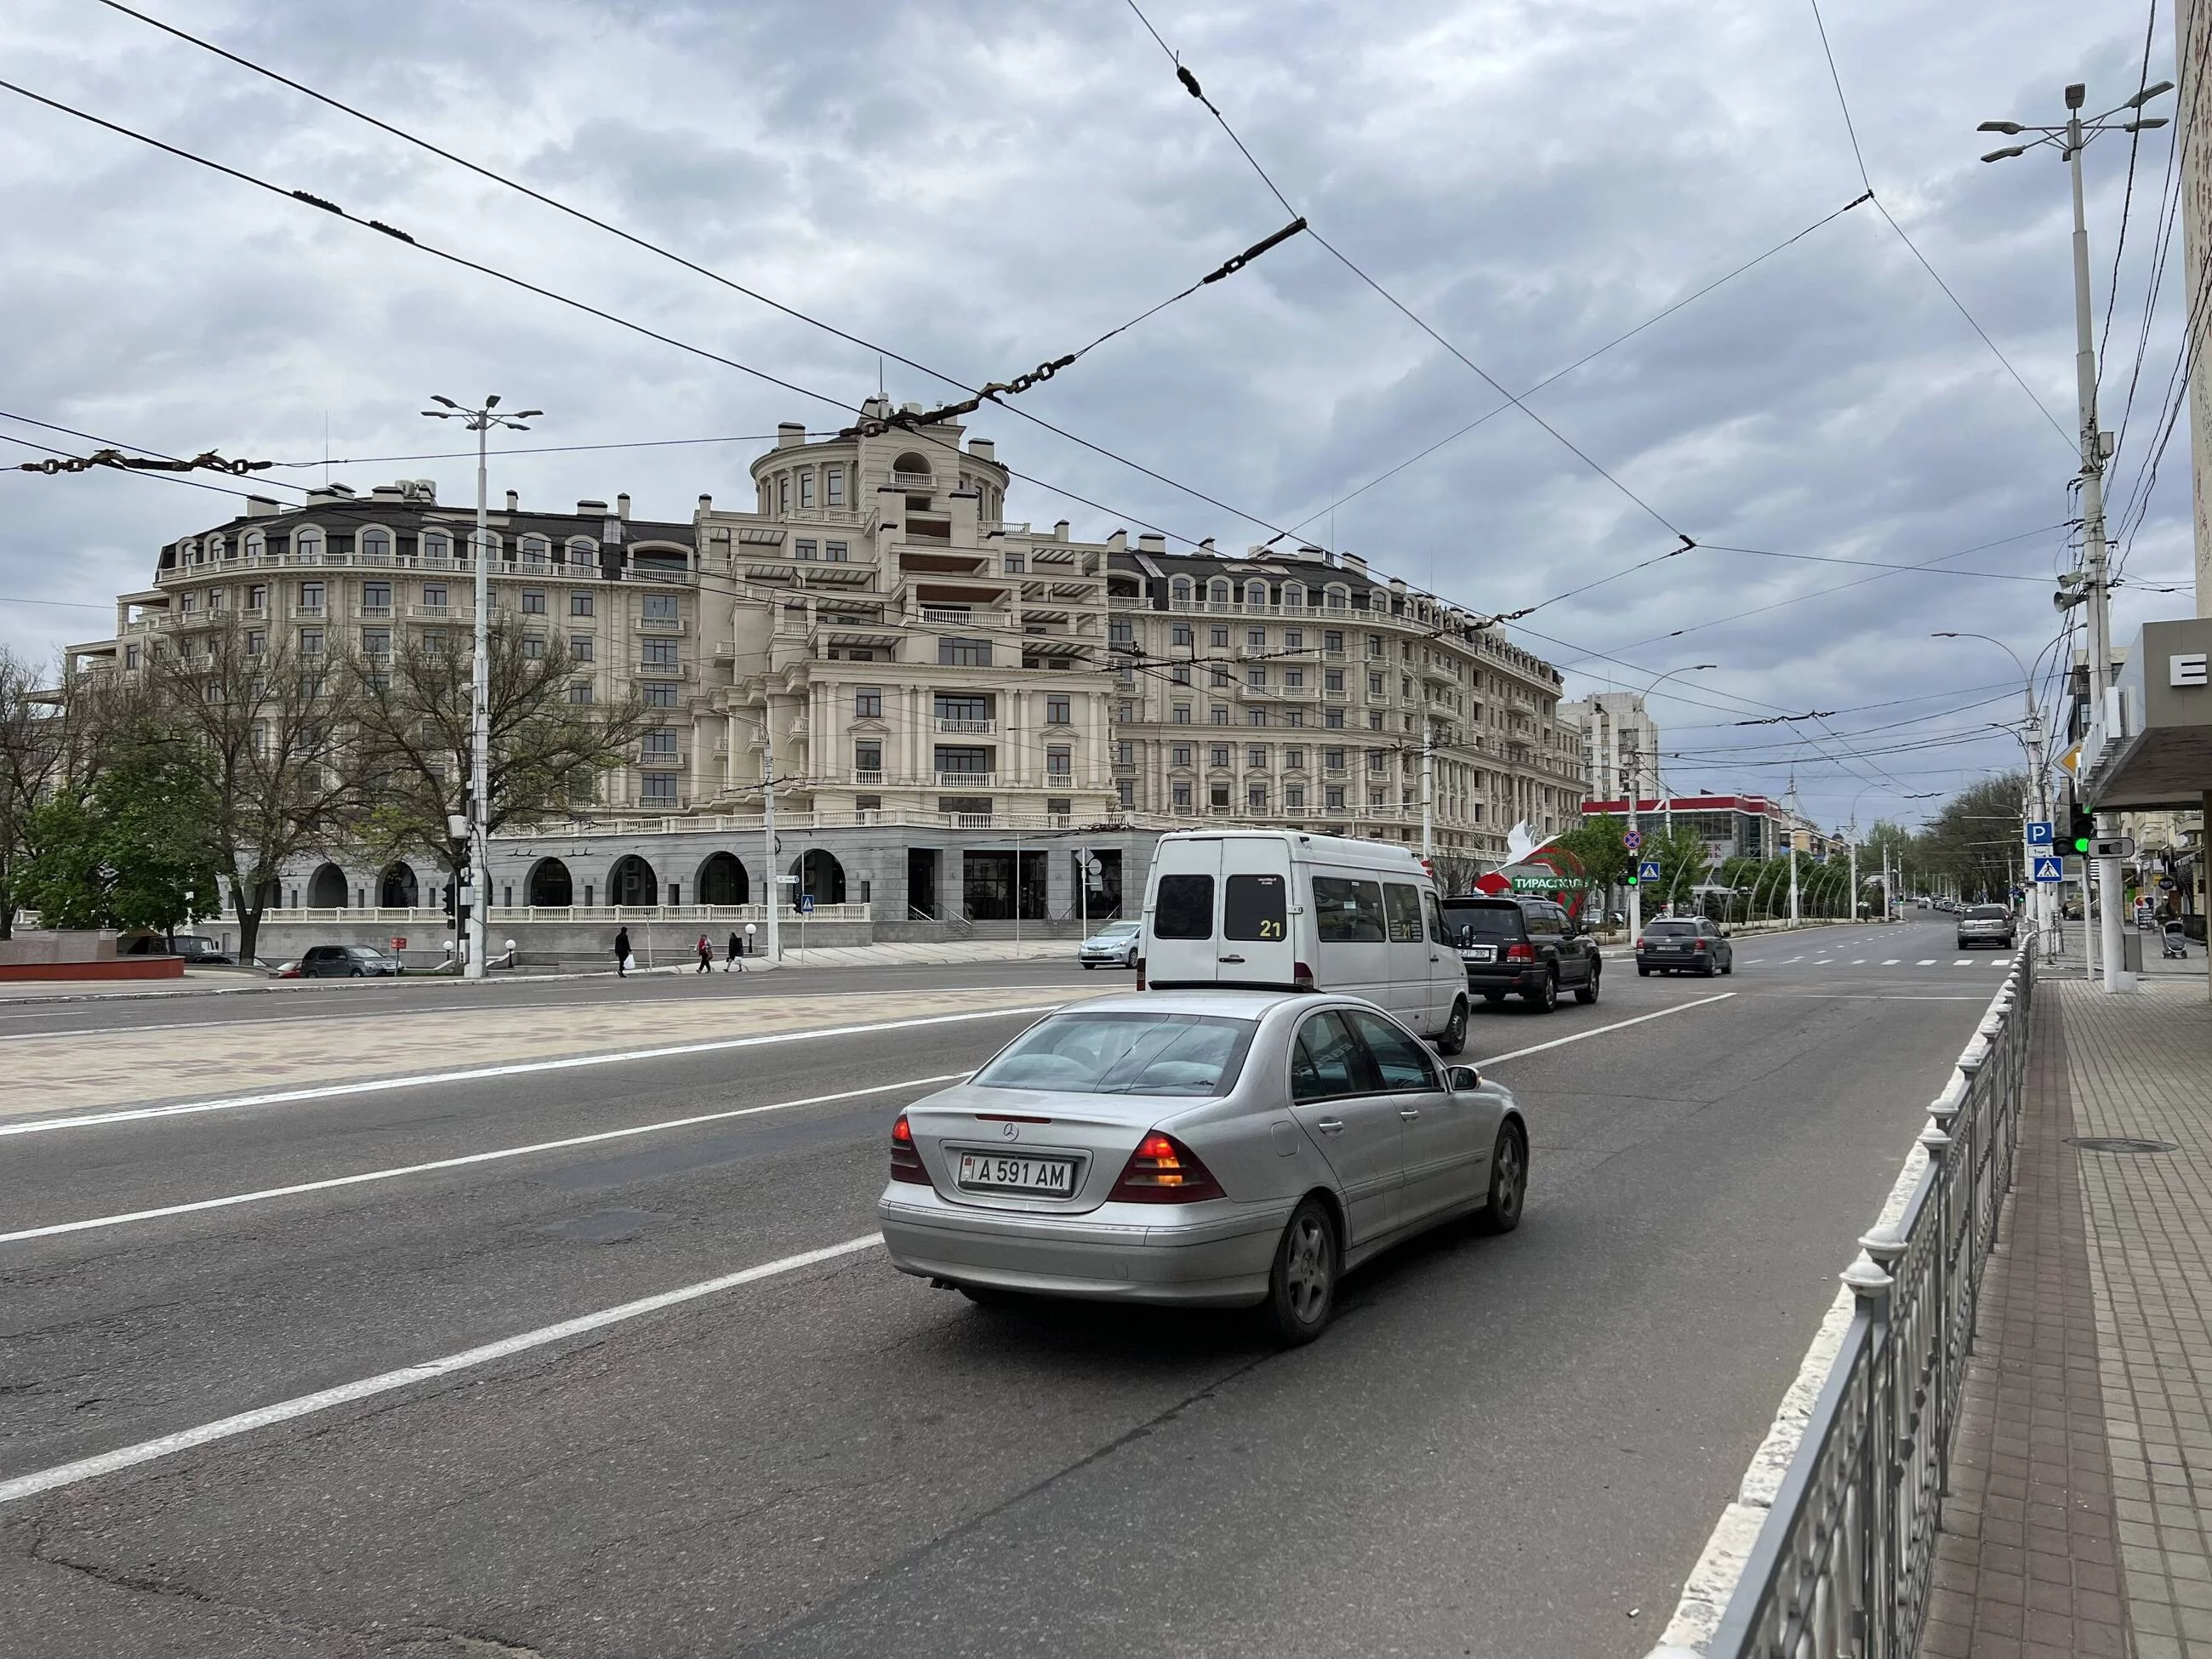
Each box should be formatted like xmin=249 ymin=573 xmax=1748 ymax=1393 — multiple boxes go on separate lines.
xmin=151 ymin=613 xmax=367 ymax=965
xmin=348 ymin=620 xmax=655 ymax=929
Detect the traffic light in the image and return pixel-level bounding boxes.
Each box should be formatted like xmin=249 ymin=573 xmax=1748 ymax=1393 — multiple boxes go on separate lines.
xmin=1624 ymin=869 xmax=1639 ymax=887
xmin=2067 ymin=803 xmax=2095 ymax=856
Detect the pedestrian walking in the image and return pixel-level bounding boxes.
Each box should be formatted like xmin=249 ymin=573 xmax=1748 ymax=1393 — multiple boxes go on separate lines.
xmin=696 ymin=932 xmax=713 ymax=973
xmin=727 ymin=929 xmax=744 ymax=972
xmin=614 ymin=925 xmax=631 ymax=978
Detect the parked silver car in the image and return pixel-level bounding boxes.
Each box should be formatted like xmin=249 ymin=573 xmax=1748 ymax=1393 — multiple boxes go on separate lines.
xmin=1075 ymin=918 xmax=1143 ymax=969
xmin=877 ymin=991 xmax=1527 ymax=1344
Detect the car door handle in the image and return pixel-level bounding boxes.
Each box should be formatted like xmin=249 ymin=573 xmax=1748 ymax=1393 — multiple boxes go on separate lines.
xmin=1218 ymin=954 xmax=1245 ymax=963
xmin=1314 ymin=1118 xmax=1345 ymax=1134
xmin=1398 ymin=1109 xmax=1421 ymax=1121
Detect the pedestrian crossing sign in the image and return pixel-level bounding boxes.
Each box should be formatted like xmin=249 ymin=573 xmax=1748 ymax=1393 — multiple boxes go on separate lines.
xmin=2031 ymin=854 xmax=2063 ymax=883
xmin=1637 ymin=859 xmax=1662 ymax=881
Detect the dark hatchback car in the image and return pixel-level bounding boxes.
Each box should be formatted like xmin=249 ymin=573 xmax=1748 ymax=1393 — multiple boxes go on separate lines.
xmin=294 ymin=944 xmax=403 ymax=978
xmin=1636 ymin=917 xmax=1733 ymax=977
xmin=1440 ymin=895 xmax=1602 ymax=1012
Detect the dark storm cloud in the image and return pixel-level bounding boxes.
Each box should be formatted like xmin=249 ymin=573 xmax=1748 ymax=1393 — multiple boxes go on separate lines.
xmin=0 ymin=0 xmax=2183 ymax=829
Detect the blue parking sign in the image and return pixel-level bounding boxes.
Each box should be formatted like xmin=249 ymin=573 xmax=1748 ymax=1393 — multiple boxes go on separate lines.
xmin=2026 ymin=821 xmax=2054 ymax=846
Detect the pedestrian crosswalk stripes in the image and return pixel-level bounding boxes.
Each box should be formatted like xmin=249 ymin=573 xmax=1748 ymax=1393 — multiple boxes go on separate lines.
xmin=1730 ymin=955 xmax=2004 ymax=971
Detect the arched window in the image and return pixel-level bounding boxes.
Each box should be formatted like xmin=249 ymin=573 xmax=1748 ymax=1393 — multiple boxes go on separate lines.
xmin=1325 ymin=584 xmax=1348 ymax=611
xmin=565 ymin=538 xmax=596 ymax=567
xmin=891 ymin=451 xmax=932 ymax=480
xmin=1282 ymin=583 xmax=1304 ymax=608
xmin=525 ymin=858 xmax=573 ymax=906
xmin=790 ymin=850 xmax=847 ymax=904
xmin=519 ymin=534 xmax=550 ymax=565
xmin=1208 ymin=579 xmax=1231 ymax=607
xmin=360 ymin=527 xmax=391 ymax=561
xmin=204 ymin=535 xmax=225 ymax=562
xmin=1170 ymin=578 xmax=1191 ymax=604
xmin=306 ymin=863 xmax=347 ymax=907
xmin=294 ymin=528 xmax=323 ymax=561
xmin=377 ymin=862 xmax=419 ymax=908
xmin=697 ymin=852 xmax=749 ymax=906
xmin=1245 ymin=579 xmax=1268 ymax=608
xmin=421 ymin=530 xmax=452 ymax=560
xmin=607 ymin=855 xmax=658 ymax=907
xmin=242 ymin=530 xmax=264 ymax=561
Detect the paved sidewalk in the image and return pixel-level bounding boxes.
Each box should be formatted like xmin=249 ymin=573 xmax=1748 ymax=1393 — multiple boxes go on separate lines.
xmin=1924 ymin=976 xmax=2212 ymax=1658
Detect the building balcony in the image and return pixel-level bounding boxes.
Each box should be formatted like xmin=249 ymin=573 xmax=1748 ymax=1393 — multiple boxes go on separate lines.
xmin=637 ymin=749 xmax=687 ymax=770
xmin=636 ymin=617 xmax=687 ymax=635
xmin=934 ymin=717 xmax=996 ymax=735
xmin=1320 ymin=687 xmax=1350 ymax=702
xmin=851 ymin=768 xmax=885 ymax=785
xmin=634 ymin=661 xmax=693 ymax=681
xmin=353 ymin=605 xmax=394 ymax=621
xmin=938 ymin=771 xmax=995 ymax=789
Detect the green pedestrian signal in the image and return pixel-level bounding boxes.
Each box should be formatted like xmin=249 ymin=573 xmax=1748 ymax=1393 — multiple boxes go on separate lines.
xmin=2067 ymin=804 xmax=2095 ymax=855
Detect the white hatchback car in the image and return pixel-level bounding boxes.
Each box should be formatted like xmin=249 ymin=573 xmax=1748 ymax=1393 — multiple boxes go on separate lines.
xmin=877 ymin=990 xmax=1526 ymax=1344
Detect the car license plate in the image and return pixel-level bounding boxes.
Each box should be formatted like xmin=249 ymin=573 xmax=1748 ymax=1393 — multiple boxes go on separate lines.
xmin=1464 ymin=946 xmax=1497 ymax=962
xmin=956 ymin=1152 xmax=1077 ymax=1196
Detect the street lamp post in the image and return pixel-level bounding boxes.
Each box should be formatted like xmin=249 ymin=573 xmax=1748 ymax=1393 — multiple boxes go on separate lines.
xmin=421 ymin=395 xmax=541 ymax=980
xmin=1622 ymin=664 xmax=1717 ymax=943
xmin=1935 ymin=631 xmax=2061 ymax=963
xmin=1979 ymin=77 xmax=2169 ymax=992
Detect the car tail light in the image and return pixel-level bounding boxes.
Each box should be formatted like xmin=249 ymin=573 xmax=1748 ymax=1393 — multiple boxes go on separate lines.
xmin=889 ymin=1114 xmax=929 ymax=1184
xmin=1293 ymin=961 xmax=1316 ymax=990
xmin=1109 ymin=1132 xmax=1225 ymax=1203
xmin=1693 ymin=939 xmax=1708 ymax=951
xmin=1634 ymin=937 xmax=1645 ymax=950
xmin=1504 ymin=942 xmax=1534 ymax=962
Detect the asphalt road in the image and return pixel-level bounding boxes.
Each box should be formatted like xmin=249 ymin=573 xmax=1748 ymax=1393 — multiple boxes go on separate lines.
xmin=0 ymin=913 xmax=2004 ymax=1657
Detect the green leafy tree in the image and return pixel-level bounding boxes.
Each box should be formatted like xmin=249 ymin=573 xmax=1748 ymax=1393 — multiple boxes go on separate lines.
xmin=1 ymin=648 xmax=144 ymax=938
xmin=1913 ymin=772 xmax=2028 ymax=903
xmin=1554 ymin=814 xmax=1633 ymax=892
xmin=18 ymin=718 xmax=221 ymax=935
xmin=1645 ymin=823 xmax=1717 ymax=915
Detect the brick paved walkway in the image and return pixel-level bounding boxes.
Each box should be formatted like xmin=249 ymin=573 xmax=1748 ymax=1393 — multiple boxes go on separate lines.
xmin=1922 ymin=978 xmax=2212 ymax=1658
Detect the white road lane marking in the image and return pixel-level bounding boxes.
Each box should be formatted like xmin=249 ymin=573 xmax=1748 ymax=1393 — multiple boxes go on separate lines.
xmin=1884 ymin=960 xmax=1901 ymax=966
xmin=1953 ymin=960 xmax=1971 ymax=966
xmin=0 ymin=1234 xmax=883 ymax=1508
xmin=1476 ymin=993 xmax=1735 ymax=1068
xmin=1917 ymin=960 xmax=1937 ymax=966
xmin=0 ymin=1005 xmax=1063 ymax=1138
xmin=0 ymin=1075 xmax=970 ymax=1246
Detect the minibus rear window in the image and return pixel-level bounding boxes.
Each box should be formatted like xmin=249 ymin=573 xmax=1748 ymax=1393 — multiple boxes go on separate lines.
xmin=1224 ymin=874 xmax=1288 ymax=940
xmin=1154 ymin=874 xmax=1215 ymax=939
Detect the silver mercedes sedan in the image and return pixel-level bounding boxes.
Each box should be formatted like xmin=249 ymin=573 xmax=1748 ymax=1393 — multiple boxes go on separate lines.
xmin=877 ymin=990 xmax=1527 ymax=1345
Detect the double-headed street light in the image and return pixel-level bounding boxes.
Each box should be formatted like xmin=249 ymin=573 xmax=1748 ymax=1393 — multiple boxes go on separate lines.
xmin=1934 ymin=630 xmax=2063 ymax=961
xmin=1976 ymin=77 xmax=2171 ymax=991
xmin=421 ymin=395 xmax=542 ymax=980
xmin=1622 ymin=663 xmax=1717 ymax=943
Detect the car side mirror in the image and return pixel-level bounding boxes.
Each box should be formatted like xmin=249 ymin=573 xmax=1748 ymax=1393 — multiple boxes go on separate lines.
xmin=1445 ymin=1065 xmax=1481 ymax=1092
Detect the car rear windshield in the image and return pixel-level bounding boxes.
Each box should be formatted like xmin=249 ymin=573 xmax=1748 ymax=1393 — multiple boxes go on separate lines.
xmin=1645 ymin=921 xmax=1699 ymax=936
xmin=971 ymin=1012 xmax=1257 ymax=1097
xmin=1440 ymin=902 xmax=1522 ymax=944
xmin=1966 ymin=906 xmax=2009 ymax=919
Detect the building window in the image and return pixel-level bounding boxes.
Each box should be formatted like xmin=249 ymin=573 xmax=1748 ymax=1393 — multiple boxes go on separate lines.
xmin=1248 ymin=746 xmax=1268 ymax=768
xmin=825 ymin=540 xmax=848 ymax=562
xmin=1173 ymin=704 xmax=1191 ymax=723
xmin=1172 ymin=782 xmax=1192 ymax=808
xmin=1367 ymin=711 xmax=1383 ymax=731
xmin=641 ymin=638 xmax=677 ymax=667
xmin=246 ymin=630 xmax=266 ymax=656
xmin=1211 ymin=706 xmax=1229 ymax=725
xmin=1284 ymin=748 xmax=1306 ymax=770
xmin=1246 ymin=666 xmax=1267 ymax=687
xmin=643 ymin=774 xmax=678 ymax=807
xmin=1115 ymin=741 xmax=1134 ymax=766
xmin=643 ymin=683 xmax=678 ymax=708
xmin=361 ymin=528 xmax=391 ymax=560
xmin=1326 ymin=786 xmax=1346 ymax=809
xmin=778 ymin=476 xmax=790 ymax=514
xmin=1172 ymin=578 xmax=1191 ymax=603
xmin=1211 ymin=627 xmax=1229 ymax=647
xmin=208 ymin=589 xmax=226 ymax=613
xmin=565 ymin=538 xmax=594 ymax=566
xmin=856 ymin=687 xmax=882 ymax=718
xmin=1325 ymin=708 xmax=1345 ymax=729
xmin=247 ymin=584 xmax=268 ymax=611
xmin=1285 ymin=630 xmax=1303 ymax=649
xmin=1117 ymin=779 xmax=1135 ymax=808
xmin=1210 ymin=784 xmax=1231 ymax=810
xmin=1248 ymin=785 xmax=1267 ymax=812
xmin=795 ymin=539 xmax=818 ymax=561
xmin=294 ymin=529 xmax=324 ymax=560
xmin=422 ymin=584 xmax=448 ymax=610
xmin=1006 ymin=553 xmax=1025 ymax=573
xmin=124 ymin=644 xmax=140 ymax=669
xmin=357 ymin=580 xmax=389 ymax=612
xmin=939 ymin=637 xmax=991 ymax=667
xmin=936 ymin=693 xmax=988 ymax=722
xmin=571 ymin=592 xmax=594 ymax=617
xmin=855 ymin=740 xmax=882 ymax=772
xmin=567 ymin=681 xmax=594 ymax=704
xmin=1286 ymin=784 xmax=1305 ymax=808
xmin=570 ymin=634 xmax=595 ymax=662
xmin=1369 ymin=672 xmax=1385 ymax=697
xmin=1172 ymin=623 xmax=1193 ymax=647
xmin=1368 ymin=751 xmax=1387 ymax=772
xmin=1210 ymin=745 xmax=1230 ymax=767
xmin=522 ymin=636 xmax=544 ymax=659
xmin=1247 ymin=628 xmax=1265 ymax=647
xmin=643 ymin=593 xmax=679 ymax=620
xmin=1247 ymin=710 xmax=1266 ymax=727
xmin=1046 ymin=694 xmax=1071 ymax=724
xmin=799 ymin=472 xmax=816 ymax=509
xmin=1172 ymin=664 xmax=1191 ymax=686
xmin=642 ymin=728 xmax=678 ymax=758
xmin=1172 ymin=745 xmax=1192 ymax=767
xmin=825 ymin=468 xmax=845 ymax=506
xmin=422 ymin=531 xmax=452 ymax=560
xmin=180 ymin=592 xmax=199 ymax=615
xmin=1049 ymin=745 xmax=1074 ymax=779
xmin=1109 ymin=618 xmax=1134 ymax=644
xmin=1368 ymin=635 xmax=1385 ymax=657
xmin=521 ymin=590 xmax=545 ymax=614
xmin=299 ymin=581 xmax=325 ymax=611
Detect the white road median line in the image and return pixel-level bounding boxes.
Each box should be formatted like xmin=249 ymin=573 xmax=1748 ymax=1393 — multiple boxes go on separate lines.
xmin=0 ymin=1005 xmax=1063 ymax=1138
xmin=1476 ymin=993 xmax=1735 ymax=1067
xmin=0 ymin=1234 xmax=883 ymax=1508
xmin=0 ymin=1075 xmax=969 ymax=1246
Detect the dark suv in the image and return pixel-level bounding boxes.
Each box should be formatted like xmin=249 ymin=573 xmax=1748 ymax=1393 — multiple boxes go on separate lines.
xmin=1635 ymin=917 xmax=1733 ymax=977
xmin=1440 ymin=895 xmax=1601 ymax=1012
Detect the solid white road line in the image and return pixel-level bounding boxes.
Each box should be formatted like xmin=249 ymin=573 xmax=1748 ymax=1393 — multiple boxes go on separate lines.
xmin=0 ymin=1233 xmax=883 ymax=1508
xmin=0 ymin=1075 xmax=969 ymax=1246
xmin=1476 ymin=993 xmax=1735 ymax=1068
xmin=1883 ymin=959 xmax=1901 ymax=966
xmin=0 ymin=1004 xmax=1063 ymax=1138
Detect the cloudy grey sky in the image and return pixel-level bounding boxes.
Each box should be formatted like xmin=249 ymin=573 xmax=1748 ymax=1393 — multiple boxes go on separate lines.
xmin=0 ymin=0 xmax=2186 ymax=832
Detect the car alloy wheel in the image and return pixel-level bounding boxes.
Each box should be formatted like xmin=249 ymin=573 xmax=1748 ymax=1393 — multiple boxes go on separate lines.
xmin=1436 ymin=997 xmax=1468 ymax=1055
xmin=1476 ymin=1121 xmax=1527 ymax=1234
xmin=1575 ymin=966 xmax=1600 ymax=1005
xmin=1126 ymin=948 xmax=1138 ymax=968
xmin=1526 ymin=972 xmax=1558 ymax=1012
xmin=1263 ymin=1197 xmax=1338 ymax=1346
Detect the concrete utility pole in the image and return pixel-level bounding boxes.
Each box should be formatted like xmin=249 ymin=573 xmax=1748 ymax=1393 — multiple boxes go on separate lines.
xmin=1626 ymin=748 xmax=1642 ymax=944
xmin=421 ymin=395 xmax=539 ymax=979
xmin=1980 ymin=77 xmax=2172 ymax=991
xmin=1421 ymin=731 xmax=1434 ymax=863
xmin=761 ymin=715 xmax=781 ymax=963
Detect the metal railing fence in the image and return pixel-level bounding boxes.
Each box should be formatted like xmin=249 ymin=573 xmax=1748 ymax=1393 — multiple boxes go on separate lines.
xmin=1650 ymin=942 xmax=2033 ymax=1659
